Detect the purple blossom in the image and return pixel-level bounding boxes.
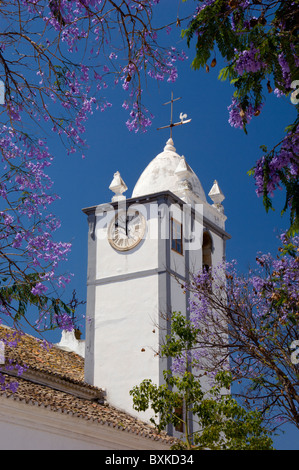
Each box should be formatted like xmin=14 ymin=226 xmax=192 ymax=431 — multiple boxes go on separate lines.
xmin=9 ymin=382 xmax=19 ymax=393
xmin=31 ymin=282 xmax=48 ymax=296
xmin=254 ymin=125 xmax=299 ymax=202
xmin=274 ymin=52 xmax=292 ymax=96
xmin=228 ymin=97 xmax=263 ymax=129
xmin=234 ymin=46 xmax=266 ymax=75
xmin=194 ymin=0 xmax=217 ymax=16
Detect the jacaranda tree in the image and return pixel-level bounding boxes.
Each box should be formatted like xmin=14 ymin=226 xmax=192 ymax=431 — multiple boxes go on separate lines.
xmin=1 ymin=0 xmax=297 ymax=336
xmin=0 ymin=0 xmax=185 ymax=392
xmin=182 ymin=0 xmax=299 ymax=233
xmin=0 ymin=0 xmax=183 ymax=336
xmin=183 ymin=233 xmax=299 ymax=431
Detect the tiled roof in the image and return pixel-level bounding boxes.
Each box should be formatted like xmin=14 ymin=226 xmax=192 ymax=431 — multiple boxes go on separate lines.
xmin=0 ymin=326 xmax=175 ymax=445
xmin=0 ymin=326 xmax=85 ymax=384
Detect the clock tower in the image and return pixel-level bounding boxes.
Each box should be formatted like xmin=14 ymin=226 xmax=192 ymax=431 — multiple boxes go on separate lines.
xmin=82 ymin=137 xmax=230 ymax=426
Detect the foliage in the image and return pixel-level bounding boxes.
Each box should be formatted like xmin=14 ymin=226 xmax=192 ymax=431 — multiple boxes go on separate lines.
xmin=0 ymin=274 xmax=76 ymax=331
xmin=0 ymin=1 xmax=182 ymax=332
xmin=130 ymin=311 xmax=274 ymax=450
xmin=185 ymin=232 xmax=299 ymax=430
xmin=182 ymin=0 xmax=299 ymax=233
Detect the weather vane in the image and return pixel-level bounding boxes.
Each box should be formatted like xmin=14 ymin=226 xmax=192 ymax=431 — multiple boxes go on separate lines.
xmin=157 ymin=91 xmax=191 ymax=138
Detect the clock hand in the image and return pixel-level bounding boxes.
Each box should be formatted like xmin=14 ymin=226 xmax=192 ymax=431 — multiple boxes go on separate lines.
xmin=125 ymin=213 xmax=136 ymax=235
xmin=115 ymin=218 xmax=126 ymax=233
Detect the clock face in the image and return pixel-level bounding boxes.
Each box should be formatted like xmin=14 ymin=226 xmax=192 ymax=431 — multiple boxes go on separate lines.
xmin=108 ymin=209 xmax=146 ymax=251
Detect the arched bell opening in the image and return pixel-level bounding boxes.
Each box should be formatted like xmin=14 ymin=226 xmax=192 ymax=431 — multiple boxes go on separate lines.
xmin=202 ymin=230 xmax=213 ymax=272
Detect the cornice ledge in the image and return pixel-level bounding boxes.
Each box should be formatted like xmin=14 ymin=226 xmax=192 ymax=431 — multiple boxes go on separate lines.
xmin=1 ymin=366 xmax=104 ymax=402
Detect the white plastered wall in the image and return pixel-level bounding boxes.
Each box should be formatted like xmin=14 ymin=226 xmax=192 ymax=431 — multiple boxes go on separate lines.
xmin=93 ymin=275 xmax=161 ymax=422
xmin=0 ymin=397 xmax=170 ymax=450
xmin=91 ymin=201 xmax=164 ymax=422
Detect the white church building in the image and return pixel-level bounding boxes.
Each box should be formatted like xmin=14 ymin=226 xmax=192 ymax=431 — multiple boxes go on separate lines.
xmin=0 ymin=135 xmax=230 ymax=450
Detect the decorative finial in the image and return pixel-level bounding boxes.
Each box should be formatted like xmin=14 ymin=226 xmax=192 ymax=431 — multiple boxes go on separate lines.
xmin=109 ymin=171 xmax=127 ymax=202
xmin=175 ymin=156 xmax=192 ymax=180
xmin=164 ymin=137 xmax=176 ymax=152
xmin=175 ymin=156 xmax=193 ymax=193
xmin=157 ymin=91 xmax=191 ymax=138
xmin=208 ymin=180 xmax=225 ymax=212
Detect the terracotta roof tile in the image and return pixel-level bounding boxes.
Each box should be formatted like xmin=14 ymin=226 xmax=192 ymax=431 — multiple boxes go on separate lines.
xmin=0 ymin=326 xmax=85 ymax=384
xmin=0 ymin=326 xmax=176 ymax=445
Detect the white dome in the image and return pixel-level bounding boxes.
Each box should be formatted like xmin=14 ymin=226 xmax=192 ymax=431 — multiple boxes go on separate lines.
xmin=132 ymin=138 xmax=206 ymax=202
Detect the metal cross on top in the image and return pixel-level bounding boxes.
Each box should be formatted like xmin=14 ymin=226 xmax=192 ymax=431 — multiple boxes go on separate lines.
xmin=157 ymin=91 xmax=191 ymax=138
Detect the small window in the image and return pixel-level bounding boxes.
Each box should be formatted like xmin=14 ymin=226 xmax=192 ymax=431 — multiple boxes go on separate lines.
xmin=171 ymin=218 xmax=183 ymax=255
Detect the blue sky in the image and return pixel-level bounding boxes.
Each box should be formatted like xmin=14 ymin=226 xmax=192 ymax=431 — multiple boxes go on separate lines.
xmin=18 ymin=1 xmax=298 ymax=450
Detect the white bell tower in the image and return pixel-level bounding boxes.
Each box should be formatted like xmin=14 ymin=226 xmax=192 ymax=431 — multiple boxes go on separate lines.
xmin=82 ymin=134 xmax=230 ymax=427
